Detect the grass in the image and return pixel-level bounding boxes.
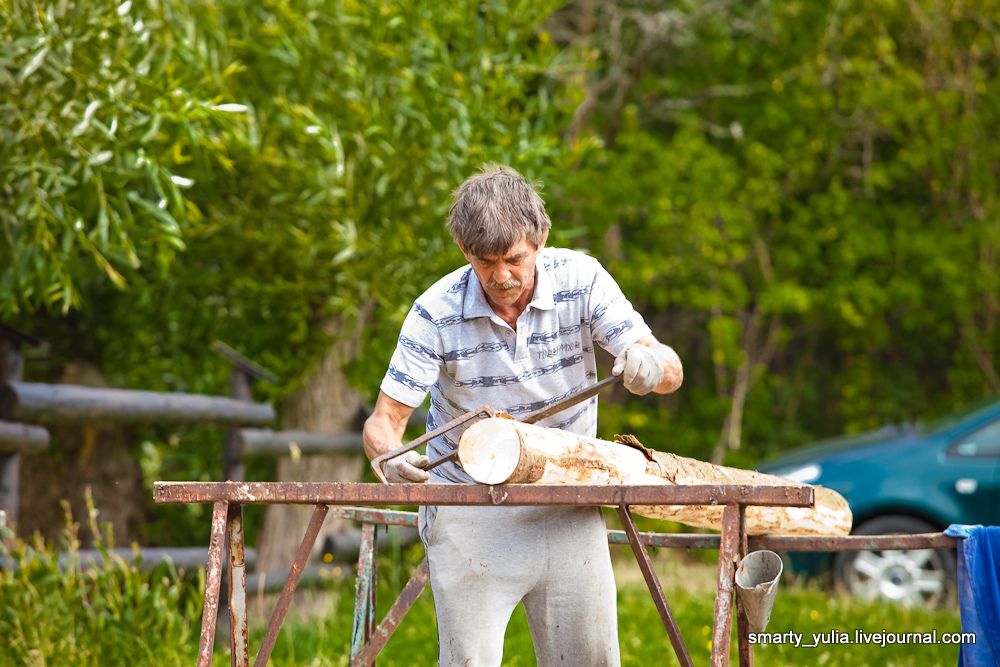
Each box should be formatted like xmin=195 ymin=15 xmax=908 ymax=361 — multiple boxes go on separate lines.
xmin=0 ymin=501 xmax=202 ymax=667
xmin=1 ymin=511 xmax=964 ymax=667
xmin=229 ymin=547 xmax=963 ymax=667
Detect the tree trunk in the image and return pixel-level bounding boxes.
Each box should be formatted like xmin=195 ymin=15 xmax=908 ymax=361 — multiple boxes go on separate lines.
xmin=459 ymin=418 xmax=851 ymax=536
xmin=255 ymin=331 xmax=365 ymax=573
xmin=18 ymin=361 xmax=145 ymax=544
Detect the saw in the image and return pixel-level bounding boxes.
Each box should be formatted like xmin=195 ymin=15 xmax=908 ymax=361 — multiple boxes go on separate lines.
xmin=370 ymin=375 xmax=622 ymax=481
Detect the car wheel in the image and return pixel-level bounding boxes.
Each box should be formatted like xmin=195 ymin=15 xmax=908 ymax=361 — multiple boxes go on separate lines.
xmin=832 ymin=515 xmax=955 ymax=607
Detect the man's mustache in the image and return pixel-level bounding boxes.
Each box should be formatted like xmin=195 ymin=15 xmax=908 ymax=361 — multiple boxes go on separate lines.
xmin=486 ymin=278 xmax=521 ymax=290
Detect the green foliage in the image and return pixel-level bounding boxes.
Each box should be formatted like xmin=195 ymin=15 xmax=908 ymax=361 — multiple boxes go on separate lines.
xmin=2 ymin=0 xmax=576 ymax=385
xmin=0 ymin=0 xmax=230 ymax=313
xmin=0 ymin=500 xmax=200 ymax=666
xmin=2 ymin=0 xmax=578 ymax=543
xmin=552 ymin=0 xmax=1000 ymax=460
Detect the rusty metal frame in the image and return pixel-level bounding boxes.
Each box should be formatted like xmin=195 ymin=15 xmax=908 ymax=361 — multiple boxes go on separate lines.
xmin=254 ymin=504 xmax=329 ymax=667
xmin=197 ymin=501 xmax=228 ymax=667
xmin=711 ymin=504 xmax=741 ymax=666
xmin=157 ymin=482 xmax=958 ymax=667
xmin=617 ymin=504 xmax=694 ymax=667
xmin=154 ymin=481 xmax=815 ymax=507
xmin=350 ymin=522 xmax=377 ymax=663
xmin=228 ymin=503 xmax=249 ymax=667
xmin=350 ymin=559 xmax=430 ymax=666
xmin=735 ymin=505 xmax=753 ymax=667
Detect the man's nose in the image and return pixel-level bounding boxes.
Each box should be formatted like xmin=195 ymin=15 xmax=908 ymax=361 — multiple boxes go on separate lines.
xmin=493 ymin=266 xmax=512 ymax=283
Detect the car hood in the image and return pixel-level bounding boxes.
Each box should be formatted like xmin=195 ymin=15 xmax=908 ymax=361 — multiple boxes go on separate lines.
xmin=760 ymin=423 xmax=920 ymax=472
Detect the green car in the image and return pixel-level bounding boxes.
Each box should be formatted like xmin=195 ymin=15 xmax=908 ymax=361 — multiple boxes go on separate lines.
xmin=759 ymin=400 xmax=1000 ymax=606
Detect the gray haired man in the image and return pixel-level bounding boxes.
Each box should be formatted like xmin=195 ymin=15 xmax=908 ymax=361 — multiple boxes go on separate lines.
xmin=363 ymin=164 xmax=683 ymax=666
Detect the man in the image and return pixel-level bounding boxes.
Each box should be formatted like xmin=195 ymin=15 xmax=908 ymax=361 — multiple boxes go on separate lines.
xmin=363 ymin=164 xmax=682 ymax=666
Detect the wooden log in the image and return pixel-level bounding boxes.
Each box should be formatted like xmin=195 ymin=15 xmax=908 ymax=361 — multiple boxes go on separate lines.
xmin=238 ymin=429 xmax=364 ymax=456
xmin=0 ymin=382 xmax=275 ymax=425
xmin=61 ymin=546 xmax=258 ymax=571
xmin=210 ymin=340 xmax=279 ymax=383
xmin=224 ymin=368 xmax=253 ymax=482
xmin=0 ymin=420 xmax=50 ymax=453
xmin=0 ymin=337 xmax=24 ymax=523
xmin=458 ymin=418 xmax=852 ymax=536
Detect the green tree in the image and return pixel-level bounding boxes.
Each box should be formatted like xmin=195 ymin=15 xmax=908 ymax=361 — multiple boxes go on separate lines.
xmin=548 ymin=0 xmax=1000 ymax=463
xmin=1 ymin=0 xmax=580 ymax=548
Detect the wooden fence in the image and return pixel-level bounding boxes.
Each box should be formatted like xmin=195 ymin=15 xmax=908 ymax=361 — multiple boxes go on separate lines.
xmin=0 ymin=323 xmax=369 ymax=530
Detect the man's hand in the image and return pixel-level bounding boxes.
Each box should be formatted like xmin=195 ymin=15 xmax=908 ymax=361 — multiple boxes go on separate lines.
xmin=612 ymin=344 xmax=665 ymax=395
xmin=612 ymin=339 xmax=683 ymax=395
xmin=384 ymin=451 xmax=430 ymax=483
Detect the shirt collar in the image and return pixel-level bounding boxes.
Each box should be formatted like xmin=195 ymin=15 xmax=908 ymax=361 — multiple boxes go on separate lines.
xmin=528 ymin=257 xmax=555 ymax=311
xmin=462 ymin=269 xmax=495 ymax=320
xmin=461 ymin=255 xmax=556 ymax=320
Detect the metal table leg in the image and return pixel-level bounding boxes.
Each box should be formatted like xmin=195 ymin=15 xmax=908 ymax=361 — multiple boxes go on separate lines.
xmin=735 ymin=505 xmax=754 ymax=667
xmin=227 ymin=503 xmax=249 ymax=667
xmin=350 ymin=522 xmax=378 ymax=665
xmin=617 ymin=504 xmax=694 ymax=667
xmin=254 ymin=504 xmax=330 ymax=666
xmin=198 ymin=501 xmax=229 ymax=667
xmin=350 ymin=559 xmax=430 ymax=665
xmin=711 ymin=504 xmax=740 ymax=667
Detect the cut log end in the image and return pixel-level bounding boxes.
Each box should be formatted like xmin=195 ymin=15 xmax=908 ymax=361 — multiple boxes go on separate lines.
xmin=458 ymin=418 xmax=522 ymax=484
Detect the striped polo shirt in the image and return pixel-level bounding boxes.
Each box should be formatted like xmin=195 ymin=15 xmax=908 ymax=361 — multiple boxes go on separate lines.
xmin=380 ymin=247 xmax=652 ymax=483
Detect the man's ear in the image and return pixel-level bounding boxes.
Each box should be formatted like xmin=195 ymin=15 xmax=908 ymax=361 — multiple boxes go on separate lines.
xmin=538 ymin=229 xmax=549 ymax=249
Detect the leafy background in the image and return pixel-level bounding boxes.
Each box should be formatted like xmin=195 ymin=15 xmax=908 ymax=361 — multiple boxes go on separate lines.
xmin=1 ymin=1 xmax=993 ymax=664
xmin=2 ymin=0 xmax=999 ymax=538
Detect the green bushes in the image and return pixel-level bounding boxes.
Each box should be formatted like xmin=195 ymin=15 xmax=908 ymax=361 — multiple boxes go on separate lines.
xmin=1 ymin=512 xmax=963 ymax=667
xmin=0 ymin=501 xmax=200 ymax=666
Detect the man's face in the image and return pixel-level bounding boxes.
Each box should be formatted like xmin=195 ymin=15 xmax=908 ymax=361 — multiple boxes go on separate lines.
xmin=461 ymin=232 xmax=547 ymax=311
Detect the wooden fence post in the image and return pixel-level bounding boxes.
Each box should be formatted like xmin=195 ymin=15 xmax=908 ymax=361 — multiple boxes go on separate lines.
xmin=225 ymin=369 xmax=252 ymax=482
xmin=211 ymin=340 xmax=278 ymax=483
xmin=0 ymin=335 xmax=23 ymax=523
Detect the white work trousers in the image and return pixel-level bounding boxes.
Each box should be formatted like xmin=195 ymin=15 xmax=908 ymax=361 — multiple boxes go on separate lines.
xmin=421 ymin=504 xmax=621 ymax=667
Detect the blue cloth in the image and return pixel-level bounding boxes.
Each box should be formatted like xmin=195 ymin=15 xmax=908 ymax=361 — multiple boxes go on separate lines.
xmin=947 ymin=524 xmax=1000 ymax=667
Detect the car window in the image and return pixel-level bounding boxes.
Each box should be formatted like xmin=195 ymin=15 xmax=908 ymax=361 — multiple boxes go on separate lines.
xmin=923 ymin=396 xmax=1000 ymax=434
xmin=952 ymin=419 xmax=1000 ymax=457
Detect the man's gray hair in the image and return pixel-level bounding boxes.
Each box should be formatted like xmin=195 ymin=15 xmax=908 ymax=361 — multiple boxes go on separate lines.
xmin=448 ymin=164 xmax=552 ymax=257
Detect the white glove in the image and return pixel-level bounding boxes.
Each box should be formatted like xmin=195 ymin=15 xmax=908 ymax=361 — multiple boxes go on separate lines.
xmin=384 ymin=451 xmax=430 ymax=483
xmin=612 ymin=344 xmax=665 ymax=396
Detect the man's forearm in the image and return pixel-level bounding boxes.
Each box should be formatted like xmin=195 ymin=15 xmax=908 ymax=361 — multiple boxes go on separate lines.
xmin=362 ymin=414 xmax=402 ymax=461
xmin=364 ymin=392 xmax=415 ymax=460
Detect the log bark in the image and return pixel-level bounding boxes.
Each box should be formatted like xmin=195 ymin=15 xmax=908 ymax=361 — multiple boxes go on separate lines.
xmin=0 ymin=420 xmax=49 ymax=453
xmin=458 ymin=418 xmax=852 ymax=536
xmin=237 ymin=428 xmax=363 ymax=457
